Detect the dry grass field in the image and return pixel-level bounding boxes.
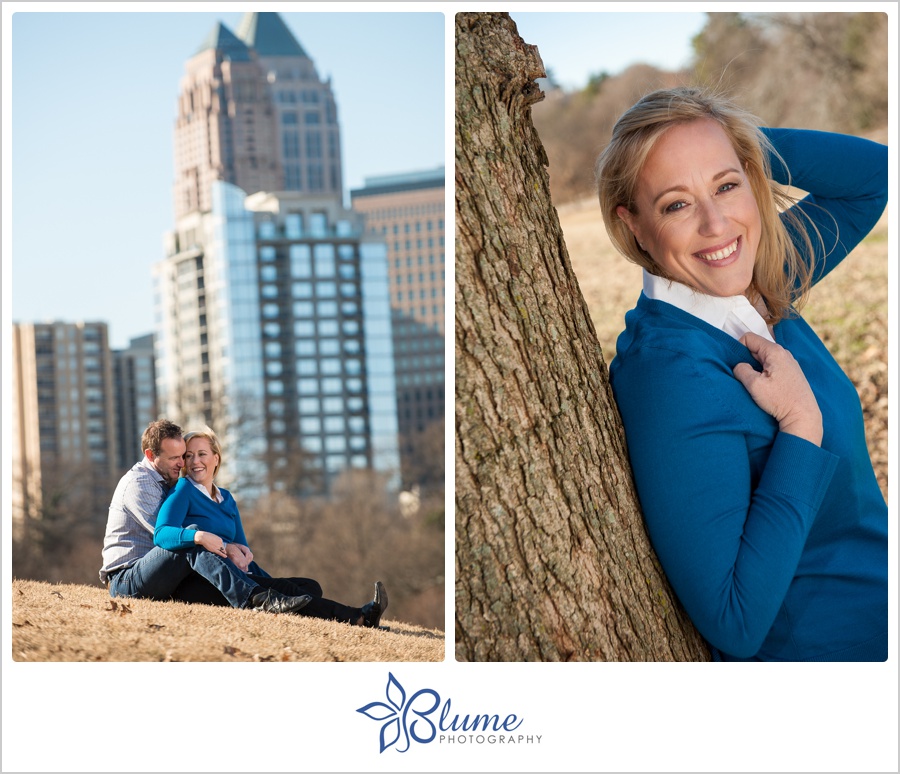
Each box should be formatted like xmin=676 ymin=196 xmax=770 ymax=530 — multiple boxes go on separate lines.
xmin=10 ymin=578 xmax=444 ymax=662
xmin=558 ymin=199 xmax=889 ymax=501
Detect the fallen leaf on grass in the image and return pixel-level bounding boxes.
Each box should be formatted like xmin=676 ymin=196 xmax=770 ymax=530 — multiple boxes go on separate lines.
xmin=147 ymin=624 xmax=165 ymax=631
xmin=50 ymin=591 xmax=63 ymax=599
xmin=105 ymin=600 xmax=132 ymax=615
xmin=12 ymin=620 xmax=32 ymax=628
xmin=223 ymin=645 xmax=250 ymax=658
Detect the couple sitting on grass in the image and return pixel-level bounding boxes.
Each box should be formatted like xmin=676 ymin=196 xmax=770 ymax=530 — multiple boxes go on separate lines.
xmin=99 ymin=419 xmax=387 ymax=628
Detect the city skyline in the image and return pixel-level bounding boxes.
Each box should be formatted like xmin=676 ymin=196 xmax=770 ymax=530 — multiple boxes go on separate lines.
xmin=9 ymin=10 xmax=444 ymax=348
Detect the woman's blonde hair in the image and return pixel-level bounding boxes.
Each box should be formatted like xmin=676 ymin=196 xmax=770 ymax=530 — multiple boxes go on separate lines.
xmin=182 ymin=428 xmax=222 ymax=480
xmin=595 ymin=86 xmax=818 ymax=323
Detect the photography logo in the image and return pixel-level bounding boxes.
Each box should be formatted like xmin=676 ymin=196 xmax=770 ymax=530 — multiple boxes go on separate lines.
xmin=356 ymin=672 xmax=542 ymax=754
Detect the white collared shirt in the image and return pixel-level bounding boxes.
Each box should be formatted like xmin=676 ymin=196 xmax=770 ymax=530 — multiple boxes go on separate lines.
xmin=642 ymin=269 xmax=775 ymax=344
xmin=188 ymin=476 xmax=224 ymax=503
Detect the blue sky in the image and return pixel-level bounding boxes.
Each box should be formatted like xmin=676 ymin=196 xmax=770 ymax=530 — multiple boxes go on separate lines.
xmin=6 ymin=7 xmax=709 ymax=349
xmin=511 ymin=11 xmax=707 ymax=90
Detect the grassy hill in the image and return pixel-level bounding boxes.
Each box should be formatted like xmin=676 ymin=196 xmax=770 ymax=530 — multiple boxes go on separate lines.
xmin=11 ymin=579 xmax=444 ymax=662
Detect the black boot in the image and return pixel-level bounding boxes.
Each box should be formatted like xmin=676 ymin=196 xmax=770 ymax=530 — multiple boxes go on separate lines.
xmin=247 ymin=588 xmax=312 ymax=614
xmin=359 ymin=581 xmax=388 ymax=628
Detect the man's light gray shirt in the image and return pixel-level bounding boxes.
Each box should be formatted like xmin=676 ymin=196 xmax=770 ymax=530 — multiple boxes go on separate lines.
xmin=99 ymin=457 xmax=170 ymax=583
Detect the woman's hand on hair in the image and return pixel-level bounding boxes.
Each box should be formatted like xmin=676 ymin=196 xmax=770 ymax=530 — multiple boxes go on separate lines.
xmin=733 ymin=332 xmax=824 ymax=446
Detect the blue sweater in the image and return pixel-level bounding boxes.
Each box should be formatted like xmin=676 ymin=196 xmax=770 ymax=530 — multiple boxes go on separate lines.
xmin=154 ymin=477 xmax=249 ymax=551
xmin=609 ymin=128 xmax=888 ymax=661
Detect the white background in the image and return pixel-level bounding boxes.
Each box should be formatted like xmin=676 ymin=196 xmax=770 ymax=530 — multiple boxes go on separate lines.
xmin=3 ymin=3 xmax=897 ymax=772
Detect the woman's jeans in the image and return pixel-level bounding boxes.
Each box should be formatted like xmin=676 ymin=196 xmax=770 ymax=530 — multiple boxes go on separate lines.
xmin=108 ymin=545 xmax=260 ymax=609
xmin=108 ymin=546 xmax=360 ymax=622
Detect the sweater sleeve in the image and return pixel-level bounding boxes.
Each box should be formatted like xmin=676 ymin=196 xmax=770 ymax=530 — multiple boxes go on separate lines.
xmin=153 ymin=479 xmax=200 ymax=550
xmin=613 ymin=342 xmax=839 ymax=658
xmin=762 ymin=127 xmax=888 ymax=283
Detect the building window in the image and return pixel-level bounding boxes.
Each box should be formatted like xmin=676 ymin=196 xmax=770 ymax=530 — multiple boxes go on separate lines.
xmin=298 ymin=378 xmax=318 ymax=395
xmin=299 ymin=398 xmax=320 ymax=413
xmin=300 ymin=417 xmax=321 ymax=434
xmin=285 ymin=213 xmax=303 ymax=238
xmin=290 ymin=244 xmax=312 ymax=277
xmin=323 ymin=397 xmax=344 ymax=413
xmin=292 ymin=282 xmax=313 ymax=299
xmin=313 ymin=244 xmax=336 ymax=276
xmin=322 ymin=378 xmax=342 ymax=394
xmin=321 ymin=358 xmax=341 ymax=375
xmin=324 ymin=416 xmax=344 ymax=433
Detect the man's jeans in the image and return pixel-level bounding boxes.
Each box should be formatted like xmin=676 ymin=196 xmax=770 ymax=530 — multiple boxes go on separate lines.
xmin=108 ymin=545 xmax=260 ymax=609
xmin=109 ymin=543 xmax=362 ymax=623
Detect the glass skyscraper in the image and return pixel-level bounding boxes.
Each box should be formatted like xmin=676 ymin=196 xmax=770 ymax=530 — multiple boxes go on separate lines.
xmin=156 ymin=13 xmax=399 ymax=496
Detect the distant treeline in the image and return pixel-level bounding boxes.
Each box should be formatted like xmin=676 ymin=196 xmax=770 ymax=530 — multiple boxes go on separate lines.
xmin=532 ymin=11 xmax=888 ymax=204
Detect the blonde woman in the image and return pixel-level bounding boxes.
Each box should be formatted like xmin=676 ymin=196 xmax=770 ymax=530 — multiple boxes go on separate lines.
xmin=596 ymin=87 xmax=887 ymax=661
xmin=154 ymin=429 xmax=387 ymax=628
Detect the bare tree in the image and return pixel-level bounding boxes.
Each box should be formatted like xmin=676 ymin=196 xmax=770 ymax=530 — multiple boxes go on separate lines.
xmin=13 ymin=458 xmax=110 ymax=585
xmin=455 ymin=12 xmax=709 ymax=662
xmin=243 ymin=468 xmax=445 ymax=630
xmin=691 ymin=11 xmax=888 ymax=133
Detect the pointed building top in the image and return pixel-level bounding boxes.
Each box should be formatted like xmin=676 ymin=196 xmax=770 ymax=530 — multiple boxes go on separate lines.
xmin=196 ymin=22 xmax=252 ymax=61
xmin=236 ymin=12 xmax=309 ymax=58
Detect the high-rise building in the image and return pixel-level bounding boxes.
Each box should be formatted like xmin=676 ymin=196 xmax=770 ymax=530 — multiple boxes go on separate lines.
xmin=11 ymin=322 xmax=119 ymax=532
xmin=113 ymin=334 xmax=158 ymax=471
xmin=236 ymin=12 xmax=343 ymax=199
xmin=350 ymin=168 xmax=445 ymax=489
xmin=172 ymin=12 xmax=343 ymax=221
xmin=156 ymin=183 xmax=399 ymax=495
xmin=158 ymin=12 xmax=403 ymax=496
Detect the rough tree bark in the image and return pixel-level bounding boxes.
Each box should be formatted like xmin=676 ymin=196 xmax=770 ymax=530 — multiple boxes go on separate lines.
xmin=454 ymin=12 xmax=710 ymax=662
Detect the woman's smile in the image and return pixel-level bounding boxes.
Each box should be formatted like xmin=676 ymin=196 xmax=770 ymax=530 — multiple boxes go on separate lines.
xmin=695 ymin=236 xmax=740 ymax=263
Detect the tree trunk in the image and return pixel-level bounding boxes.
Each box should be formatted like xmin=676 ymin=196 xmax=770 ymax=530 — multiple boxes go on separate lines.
xmin=454 ymin=12 xmax=710 ymax=662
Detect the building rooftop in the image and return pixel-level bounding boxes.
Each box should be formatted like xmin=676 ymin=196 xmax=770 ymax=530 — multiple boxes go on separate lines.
xmin=196 ymin=22 xmax=252 ymax=61
xmin=236 ymin=12 xmax=309 ymax=58
xmin=350 ymin=167 xmax=445 ymax=198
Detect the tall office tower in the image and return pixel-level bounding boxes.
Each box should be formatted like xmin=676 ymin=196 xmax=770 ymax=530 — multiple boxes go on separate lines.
xmin=113 ymin=334 xmax=158 ymax=472
xmin=350 ymin=168 xmax=445 ymax=490
xmin=11 ymin=322 xmax=119 ymax=533
xmin=172 ymin=12 xmax=343 ymax=222
xmin=172 ymin=23 xmax=282 ymax=221
xmin=160 ymin=13 xmax=398 ymax=496
xmin=155 ymin=182 xmax=399 ymax=496
xmin=236 ymin=12 xmax=344 ymax=199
